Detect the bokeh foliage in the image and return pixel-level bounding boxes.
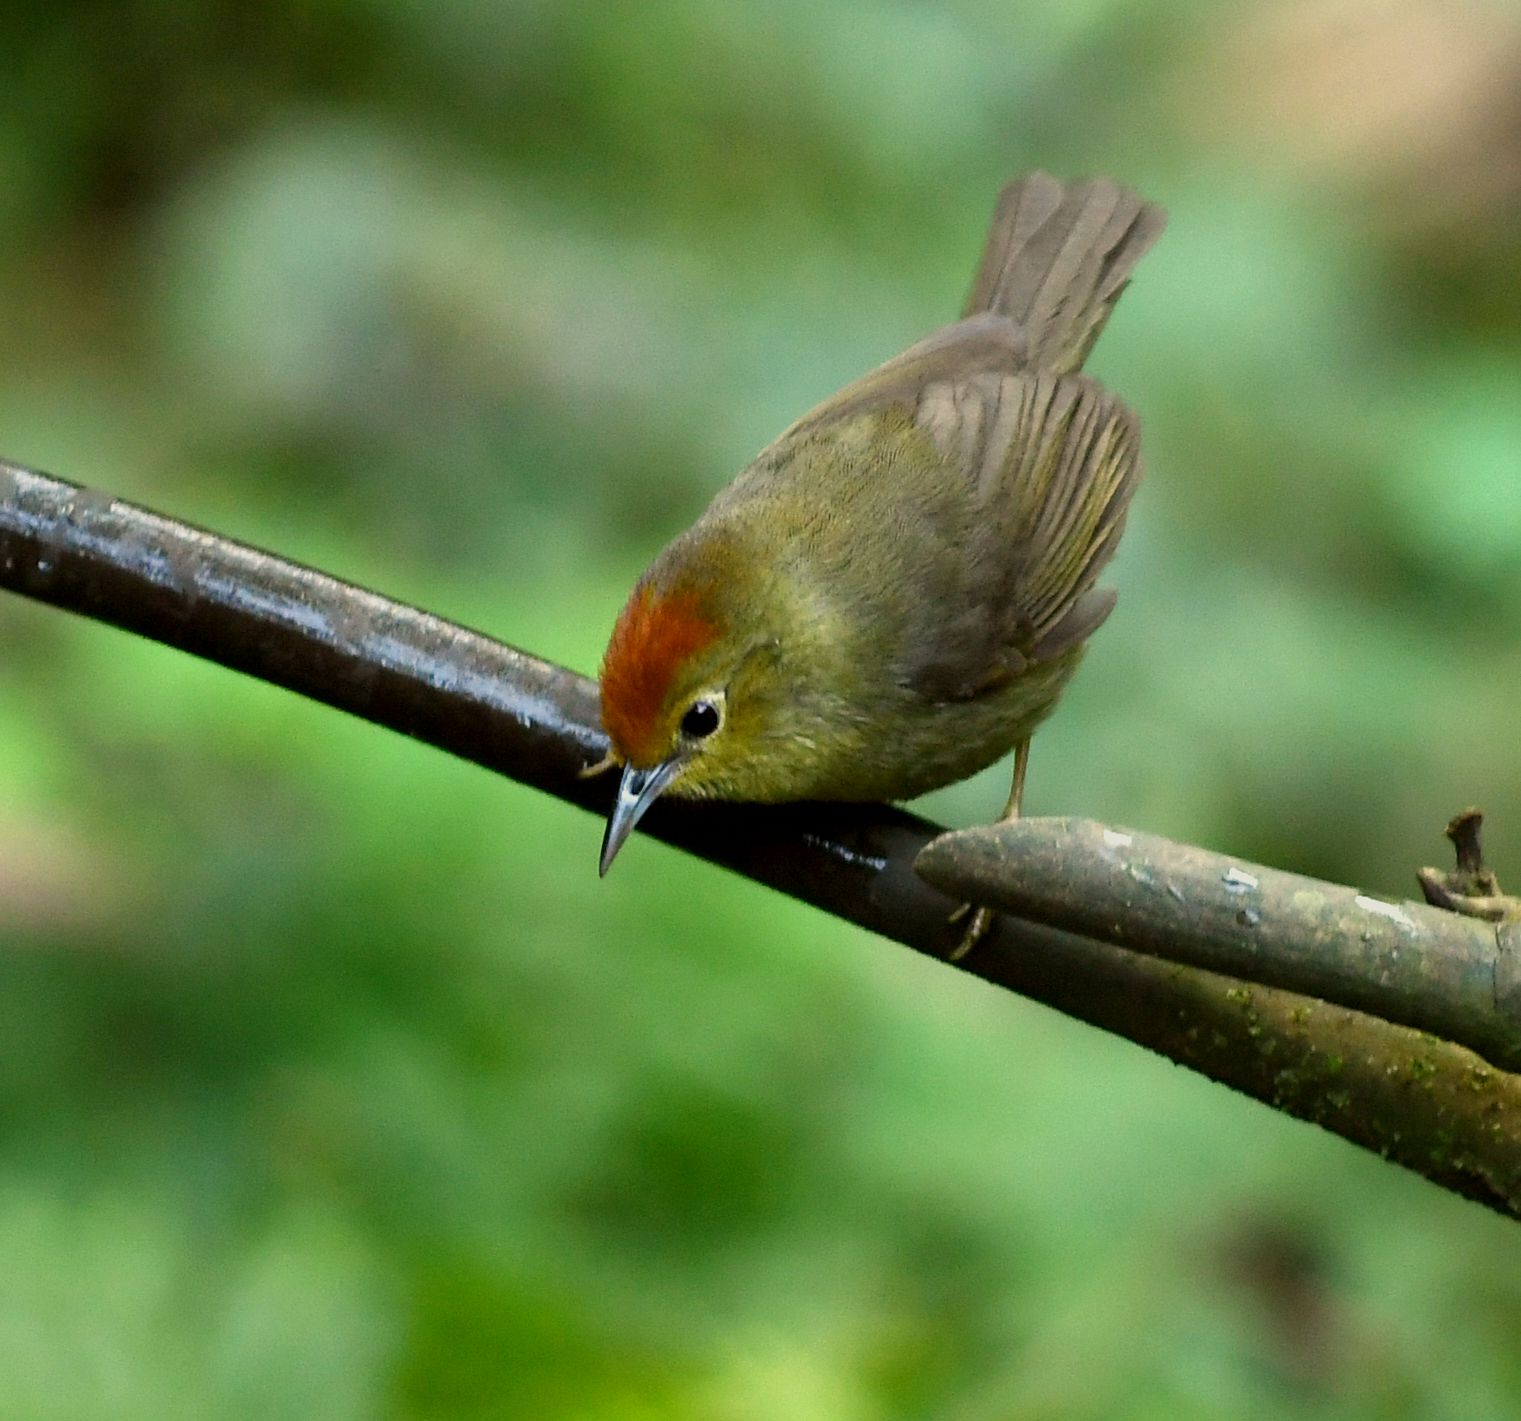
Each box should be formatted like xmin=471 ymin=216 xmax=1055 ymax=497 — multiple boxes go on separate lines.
xmin=2 ymin=0 xmax=1521 ymax=1416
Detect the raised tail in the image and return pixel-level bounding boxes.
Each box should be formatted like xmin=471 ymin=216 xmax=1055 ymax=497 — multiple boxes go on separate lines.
xmin=963 ymin=172 xmax=1165 ymax=375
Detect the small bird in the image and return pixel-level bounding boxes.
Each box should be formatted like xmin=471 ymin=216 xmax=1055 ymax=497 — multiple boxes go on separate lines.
xmin=593 ymin=172 xmax=1165 ymax=952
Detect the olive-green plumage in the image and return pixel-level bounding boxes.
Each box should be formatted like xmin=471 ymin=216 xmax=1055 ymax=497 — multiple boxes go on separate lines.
xmin=597 ymin=172 xmax=1165 ymax=871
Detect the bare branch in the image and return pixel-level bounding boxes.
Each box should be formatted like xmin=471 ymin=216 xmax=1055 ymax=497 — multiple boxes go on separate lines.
xmin=2 ymin=457 xmax=1519 ymax=1220
xmin=915 ymin=817 xmax=1521 ymax=1071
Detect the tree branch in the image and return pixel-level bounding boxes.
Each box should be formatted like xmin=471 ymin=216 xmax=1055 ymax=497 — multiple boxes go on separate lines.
xmin=916 ymin=817 xmax=1521 ymax=1071
xmin=2 ymin=457 xmax=1519 ymax=1220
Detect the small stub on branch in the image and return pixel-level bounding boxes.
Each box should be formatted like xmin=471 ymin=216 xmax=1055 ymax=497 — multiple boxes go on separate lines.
xmin=1418 ymin=808 xmax=1521 ymax=924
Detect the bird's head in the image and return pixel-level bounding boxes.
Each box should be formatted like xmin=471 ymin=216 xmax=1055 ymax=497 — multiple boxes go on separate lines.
xmin=596 ymin=563 xmax=784 ymax=874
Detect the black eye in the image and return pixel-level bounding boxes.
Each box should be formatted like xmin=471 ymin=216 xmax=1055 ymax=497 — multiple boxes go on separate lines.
xmin=680 ymin=700 xmax=721 ymax=739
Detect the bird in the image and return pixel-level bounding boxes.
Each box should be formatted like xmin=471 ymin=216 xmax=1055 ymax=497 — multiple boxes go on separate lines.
xmin=591 ymin=171 xmax=1165 ymax=954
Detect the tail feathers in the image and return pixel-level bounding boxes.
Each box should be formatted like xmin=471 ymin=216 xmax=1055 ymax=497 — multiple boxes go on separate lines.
xmin=963 ymin=172 xmax=1165 ymax=375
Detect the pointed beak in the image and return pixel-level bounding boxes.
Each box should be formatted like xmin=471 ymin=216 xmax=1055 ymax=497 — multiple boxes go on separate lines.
xmin=599 ymin=757 xmax=684 ymax=876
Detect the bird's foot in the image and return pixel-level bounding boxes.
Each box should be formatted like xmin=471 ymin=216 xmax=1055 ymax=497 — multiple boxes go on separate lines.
xmin=946 ymin=901 xmax=996 ymax=962
xmin=579 ymin=750 xmax=619 ymax=780
xmin=944 ymin=735 xmax=1026 ymax=961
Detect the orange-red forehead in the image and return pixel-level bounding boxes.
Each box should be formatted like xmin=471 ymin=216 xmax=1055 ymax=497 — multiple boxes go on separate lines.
xmin=599 ymin=584 xmax=717 ymax=765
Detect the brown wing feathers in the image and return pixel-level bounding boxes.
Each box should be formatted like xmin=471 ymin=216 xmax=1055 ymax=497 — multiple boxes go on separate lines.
xmin=909 ymin=368 xmax=1141 ymax=686
xmin=1005 ymin=374 xmax=1139 ymax=660
xmin=751 ymin=173 xmax=1162 ymax=704
xmin=940 ymin=173 xmax=1161 ymax=682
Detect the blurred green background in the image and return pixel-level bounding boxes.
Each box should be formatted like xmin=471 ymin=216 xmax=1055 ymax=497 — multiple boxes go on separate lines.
xmin=3 ymin=0 xmax=1521 ymax=1416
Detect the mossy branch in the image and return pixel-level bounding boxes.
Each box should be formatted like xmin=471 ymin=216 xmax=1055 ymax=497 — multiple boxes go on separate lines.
xmin=2 ymin=456 xmax=1518 ymax=1220
xmin=915 ymin=817 xmax=1521 ymax=1071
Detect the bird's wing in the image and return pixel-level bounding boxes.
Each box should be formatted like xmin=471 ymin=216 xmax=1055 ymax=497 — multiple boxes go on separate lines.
xmin=776 ymin=313 xmax=1028 ymax=438
xmin=890 ymin=366 xmax=1142 ymax=702
xmin=719 ymin=320 xmax=1142 ymax=704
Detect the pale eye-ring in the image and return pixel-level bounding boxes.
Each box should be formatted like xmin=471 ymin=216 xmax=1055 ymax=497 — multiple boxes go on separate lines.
xmin=680 ymin=700 xmax=721 ymax=739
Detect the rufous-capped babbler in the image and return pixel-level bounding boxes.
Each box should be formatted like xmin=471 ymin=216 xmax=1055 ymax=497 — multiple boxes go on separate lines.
xmin=592 ymin=172 xmax=1165 ymax=954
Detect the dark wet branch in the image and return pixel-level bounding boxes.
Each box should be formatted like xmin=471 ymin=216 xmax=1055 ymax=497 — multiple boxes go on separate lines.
xmin=2 ymin=457 xmax=1519 ymax=1221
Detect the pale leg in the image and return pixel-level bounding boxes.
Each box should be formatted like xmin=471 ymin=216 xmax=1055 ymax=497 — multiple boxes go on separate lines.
xmin=948 ymin=737 xmax=1029 ymax=961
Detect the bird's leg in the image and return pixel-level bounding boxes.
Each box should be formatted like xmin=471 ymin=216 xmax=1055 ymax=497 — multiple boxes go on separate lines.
xmin=947 ymin=737 xmax=1029 ymax=961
